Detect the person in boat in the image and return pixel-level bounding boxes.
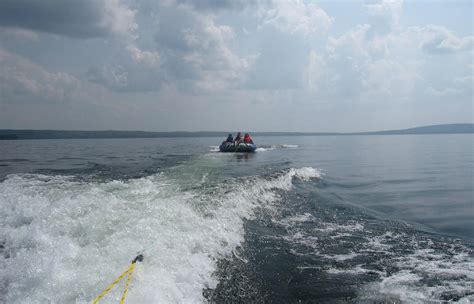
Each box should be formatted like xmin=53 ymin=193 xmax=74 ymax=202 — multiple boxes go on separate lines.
xmin=234 ymin=132 xmax=242 ymax=144
xmin=224 ymin=133 xmax=234 ymax=143
xmin=243 ymin=133 xmax=254 ymax=144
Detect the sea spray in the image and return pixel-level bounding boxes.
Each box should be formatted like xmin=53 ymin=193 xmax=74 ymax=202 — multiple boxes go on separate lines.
xmin=0 ymin=167 xmax=322 ymax=303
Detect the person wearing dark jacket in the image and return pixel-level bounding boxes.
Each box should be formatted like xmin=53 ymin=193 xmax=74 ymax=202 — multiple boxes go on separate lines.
xmin=234 ymin=132 xmax=242 ymax=144
xmin=225 ymin=133 xmax=234 ymax=143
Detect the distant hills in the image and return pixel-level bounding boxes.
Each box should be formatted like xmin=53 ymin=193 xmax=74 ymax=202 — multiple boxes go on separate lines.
xmin=0 ymin=124 xmax=472 ymax=140
xmin=354 ymin=124 xmax=474 ymax=135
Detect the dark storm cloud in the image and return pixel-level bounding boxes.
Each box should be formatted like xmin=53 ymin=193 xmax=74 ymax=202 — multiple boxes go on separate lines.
xmin=0 ymin=0 xmax=133 ymax=38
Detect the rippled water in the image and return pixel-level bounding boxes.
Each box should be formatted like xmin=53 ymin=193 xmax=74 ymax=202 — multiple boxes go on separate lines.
xmin=0 ymin=135 xmax=472 ymax=303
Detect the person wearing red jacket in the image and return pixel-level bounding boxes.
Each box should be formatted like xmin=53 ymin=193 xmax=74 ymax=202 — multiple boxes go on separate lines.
xmin=243 ymin=133 xmax=253 ymax=144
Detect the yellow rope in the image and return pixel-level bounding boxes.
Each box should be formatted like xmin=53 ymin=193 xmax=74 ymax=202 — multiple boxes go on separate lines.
xmin=120 ymin=263 xmax=136 ymax=304
xmin=92 ymin=255 xmax=143 ymax=304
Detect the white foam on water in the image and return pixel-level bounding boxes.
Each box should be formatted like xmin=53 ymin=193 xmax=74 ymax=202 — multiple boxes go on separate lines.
xmin=357 ymin=238 xmax=474 ymax=303
xmin=327 ymin=265 xmax=382 ymax=275
xmin=287 ymin=167 xmax=323 ymax=181
xmin=277 ymin=213 xmax=315 ymax=227
xmin=322 ymin=253 xmax=359 ymax=261
xmin=276 ymin=211 xmax=474 ymax=304
xmin=0 ymin=167 xmax=322 ymax=303
xmin=314 ymin=222 xmax=364 ymax=233
xmin=209 ymin=146 xmax=220 ymax=152
xmin=329 ymin=232 xmax=353 ymax=239
xmin=255 ymin=147 xmax=275 ymax=152
xmin=364 ymin=232 xmax=395 ymax=251
xmin=255 ymin=144 xmax=298 ymax=152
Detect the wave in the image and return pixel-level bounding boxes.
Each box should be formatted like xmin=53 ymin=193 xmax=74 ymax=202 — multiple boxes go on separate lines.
xmin=272 ymin=211 xmax=474 ymax=303
xmin=358 ymin=242 xmax=474 ymax=303
xmin=255 ymin=144 xmax=299 ymax=152
xmin=0 ymin=167 xmax=322 ymax=303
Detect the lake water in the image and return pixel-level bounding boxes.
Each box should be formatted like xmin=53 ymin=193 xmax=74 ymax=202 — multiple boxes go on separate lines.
xmin=0 ymin=135 xmax=473 ymax=303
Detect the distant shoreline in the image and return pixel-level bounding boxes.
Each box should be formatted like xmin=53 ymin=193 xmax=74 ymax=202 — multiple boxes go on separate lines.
xmin=0 ymin=124 xmax=472 ymax=140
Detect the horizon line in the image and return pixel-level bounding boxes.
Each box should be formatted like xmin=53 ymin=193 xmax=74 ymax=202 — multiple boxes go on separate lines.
xmin=1 ymin=123 xmax=473 ymax=134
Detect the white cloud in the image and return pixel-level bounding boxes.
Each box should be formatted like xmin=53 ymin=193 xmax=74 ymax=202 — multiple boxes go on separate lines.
xmin=86 ymin=65 xmax=129 ymax=90
xmin=310 ymin=24 xmax=419 ymax=101
xmin=426 ymin=86 xmax=462 ymax=97
xmin=306 ymin=11 xmax=473 ymax=103
xmin=363 ymin=0 xmax=404 ymax=37
xmin=259 ymin=0 xmax=333 ymax=36
xmin=327 ymin=24 xmax=372 ymax=57
xmin=305 ymin=51 xmax=327 ymax=93
xmin=426 ymin=74 xmax=473 ymax=97
xmin=102 ymin=0 xmax=138 ymax=40
xmin=454 ymin=75 xmax=474 ymax=86
xmin=86 ymin=3 xmax=251 ymax=93
xmin=363 ymin=58 xmax=422 ymax=99
xmin=126 ymin=45 xmax=160 ymax=66
xmin=172 ymin=0 xmax=254 ymax=12
xmin=366 ymin=0 xmax=403 ymax=25
xmin=416 ymin=25 xmax=474 ymax=54
xmin=182 ymin=13 xmax=251 ymax=91
xmin=1 ymin=0 xmax=472 ymax=131
xmin=0 ymin=49 xmax=80 ymax=103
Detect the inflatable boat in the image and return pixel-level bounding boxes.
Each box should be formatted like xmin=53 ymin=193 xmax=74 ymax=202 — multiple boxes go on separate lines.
xmin=219 ymin=142 xmax=257 ymax=152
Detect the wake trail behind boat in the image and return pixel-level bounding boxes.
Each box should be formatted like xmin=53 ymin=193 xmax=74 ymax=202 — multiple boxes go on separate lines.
xmin=1 ymin=135 xmax=472 ymax=303
xmin=0 ymin=163 xmax=321 ymax=303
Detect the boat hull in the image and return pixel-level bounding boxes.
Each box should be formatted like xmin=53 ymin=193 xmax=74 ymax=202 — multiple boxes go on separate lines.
xmin=219 ymin=142 xmax=257 ymax=152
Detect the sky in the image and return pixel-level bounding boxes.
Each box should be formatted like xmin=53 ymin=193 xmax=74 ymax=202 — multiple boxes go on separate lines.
xmin=0 ymin=0 xmax=472 ymax=132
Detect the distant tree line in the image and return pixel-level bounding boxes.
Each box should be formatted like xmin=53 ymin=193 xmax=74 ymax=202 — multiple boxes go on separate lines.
xmin=0 ymin=134 xmax=18 ymax=140
xmin=0 ymin=124 xmax=472 ymax=140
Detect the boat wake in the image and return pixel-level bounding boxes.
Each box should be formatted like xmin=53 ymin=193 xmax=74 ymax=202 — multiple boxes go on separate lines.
xmin=258 ymin=199 xmax=474 ymax=303
xmin=0 ymin=166 xmax=321 ymax=303
xmin=256 ymin=144 xmax=299 ymax=152
xmin=210 ymin=144 xmax=299 ymax=153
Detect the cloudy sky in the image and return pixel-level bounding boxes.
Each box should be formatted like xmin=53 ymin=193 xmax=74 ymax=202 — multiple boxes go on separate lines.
xmin=0 ymin=0 xmax=472 ymax=132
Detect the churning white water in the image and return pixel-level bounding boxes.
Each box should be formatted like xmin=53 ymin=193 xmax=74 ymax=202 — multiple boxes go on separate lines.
xmin=0 ymin=167 xmax=322 ymax=303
